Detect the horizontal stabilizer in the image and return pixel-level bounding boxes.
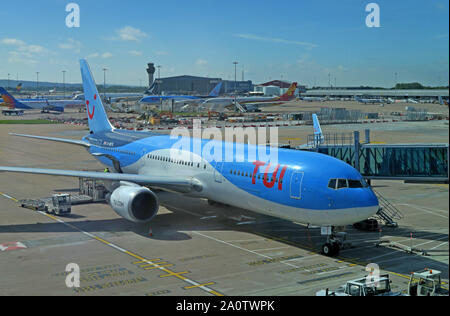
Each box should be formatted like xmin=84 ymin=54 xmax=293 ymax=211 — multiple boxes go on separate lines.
xmin=9 ymin=133 xmax=90 ymax=147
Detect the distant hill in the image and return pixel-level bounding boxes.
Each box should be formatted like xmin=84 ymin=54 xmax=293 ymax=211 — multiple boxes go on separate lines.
xmin=0 ymin=80 xmax=144 ymax=93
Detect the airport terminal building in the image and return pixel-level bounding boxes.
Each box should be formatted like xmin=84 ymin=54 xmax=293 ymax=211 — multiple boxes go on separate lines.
xmin=154 ymin=75 xmax=253 ymax=95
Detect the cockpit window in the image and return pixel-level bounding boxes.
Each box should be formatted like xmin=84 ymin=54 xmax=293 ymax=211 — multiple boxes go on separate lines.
xmin=348 ymin=180 xmax=364 ymax=188
xmin=328 ymin=179 xmax=337 ymax=189
xmin=360 ymin=179 xmax=370 ymax=188
xmin=337 ymin=179 xmax=348 ymax=189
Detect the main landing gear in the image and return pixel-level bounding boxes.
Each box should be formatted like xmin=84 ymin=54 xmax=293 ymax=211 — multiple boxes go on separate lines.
xmin=321 ymin=226 xmax=348 ymax=257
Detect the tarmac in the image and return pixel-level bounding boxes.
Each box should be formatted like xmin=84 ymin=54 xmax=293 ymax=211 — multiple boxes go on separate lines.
xmin=0 ymin=112 xmax=448 ymax=296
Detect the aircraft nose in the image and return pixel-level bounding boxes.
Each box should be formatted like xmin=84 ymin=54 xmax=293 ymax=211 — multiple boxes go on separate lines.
xmin=354 ymin=188 xmax=379 ymax=208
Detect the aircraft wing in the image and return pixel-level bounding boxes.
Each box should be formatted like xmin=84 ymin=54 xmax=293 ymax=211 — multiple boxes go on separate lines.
xmin=0 ymin=167 xmax=202 ymax=193
xmin=9 ymin=133 xmax=90 ymax=148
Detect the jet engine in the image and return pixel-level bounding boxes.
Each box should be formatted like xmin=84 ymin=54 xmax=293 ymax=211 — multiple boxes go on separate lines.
xmin=107 ymin=184 xmax=159 ymax=223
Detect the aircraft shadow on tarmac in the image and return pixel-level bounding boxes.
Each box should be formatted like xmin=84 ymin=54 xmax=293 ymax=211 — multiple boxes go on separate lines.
xmin=0 ymin=197 xmax=448 ymax=279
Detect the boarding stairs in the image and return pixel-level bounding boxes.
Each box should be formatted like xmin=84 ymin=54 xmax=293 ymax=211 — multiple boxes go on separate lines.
xmin=373 ymin=190 xmax=404 ymax=228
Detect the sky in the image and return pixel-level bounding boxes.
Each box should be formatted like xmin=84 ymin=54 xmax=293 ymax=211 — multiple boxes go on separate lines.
xmin=0 ymin=0 xmax=448 ymax=88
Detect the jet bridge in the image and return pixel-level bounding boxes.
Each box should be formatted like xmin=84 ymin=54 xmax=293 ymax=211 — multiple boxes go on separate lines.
xmin=308 ymin=131 xmax=449 ymax=182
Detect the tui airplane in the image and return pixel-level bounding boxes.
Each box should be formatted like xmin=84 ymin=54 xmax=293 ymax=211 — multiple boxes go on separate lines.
xmin=0 ymin=60 xmax=379 ymax=256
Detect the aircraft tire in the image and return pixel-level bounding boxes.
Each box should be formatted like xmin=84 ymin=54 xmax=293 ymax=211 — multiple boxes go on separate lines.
xmin=322 ymin=243 xmax=333 ymax=256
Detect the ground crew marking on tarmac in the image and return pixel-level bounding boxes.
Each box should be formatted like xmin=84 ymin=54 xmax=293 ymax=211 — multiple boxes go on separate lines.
xmin=0 ymin=242 xmax=27 ymax=252
xmin=0 ymin=189 xmax=223 ymax=296
xmin=0 ymin=192 xmax=18 ymax=203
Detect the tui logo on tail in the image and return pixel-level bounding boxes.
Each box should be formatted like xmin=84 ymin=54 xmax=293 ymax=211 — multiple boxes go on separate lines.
xmin=86 ymin=94 xmax=97 ymax=119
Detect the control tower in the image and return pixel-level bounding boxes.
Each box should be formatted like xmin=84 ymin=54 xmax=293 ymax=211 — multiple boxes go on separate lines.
xmin=146 ymin=63 xmax=156 ymax=88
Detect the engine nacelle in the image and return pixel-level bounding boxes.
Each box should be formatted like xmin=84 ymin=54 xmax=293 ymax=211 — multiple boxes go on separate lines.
xmin=107 ymin=185 xmax=159 ymax=223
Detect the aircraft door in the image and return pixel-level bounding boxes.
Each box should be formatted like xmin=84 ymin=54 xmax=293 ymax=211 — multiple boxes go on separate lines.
xmin=290 ymin=172 xmax=304 ymax=199
xmin=214 ymin=161 xmax=224 ymax=183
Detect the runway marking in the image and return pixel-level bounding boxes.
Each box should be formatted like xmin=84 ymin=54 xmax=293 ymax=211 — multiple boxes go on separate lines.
xmin=0 ymin=192 xmax=18 ymax=203
xmin=183 ymin=282 xmax=216 ymax=290
xmin=429 ymin=241 xmax=449 ymax=251
xmin=145 ymin=264 xmax=174 ymax=270
xmin=37 ymin=213 xmax=223 ymax=296
xmin=0 ymin=241 xmax=27 ymax=252
xmin=0 ymin=189 xmax=224 ymax=296
xmin=252 ymin=246 xmax=290 ymax=252
xmin=396 ymin=204 xmax=449 ymax=219
xmin=160 ymin=271 xmax=189 ymax=279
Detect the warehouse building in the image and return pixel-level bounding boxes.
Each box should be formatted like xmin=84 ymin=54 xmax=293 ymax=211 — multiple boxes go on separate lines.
xmin=153 ymin=76 xmax=253 ymax=95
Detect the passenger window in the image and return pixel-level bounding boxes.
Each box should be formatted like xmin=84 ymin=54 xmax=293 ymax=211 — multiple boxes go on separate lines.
xmin=328 ymin=179 xmax=337 ymax=189
xmin=337 ymin=179 xmax=348 ymax=189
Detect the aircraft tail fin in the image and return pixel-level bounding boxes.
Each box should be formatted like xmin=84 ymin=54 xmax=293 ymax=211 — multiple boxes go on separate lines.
xmin=208 ymin=82 xmax=222 ymax=97
xmin=0 ymin=87 xmax=31 ymax=109
xmin=79 ymin=60 xmax=113 ymax=133
xmin=279 ymin=82 xmax=298 ymax=101
xmin=312 ymin=114 xmax=324 ymax=144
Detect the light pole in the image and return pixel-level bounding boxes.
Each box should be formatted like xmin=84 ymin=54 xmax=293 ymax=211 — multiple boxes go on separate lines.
xmin=36 ymin=72 xmax=39 ymax=95
xmin=233 ymin=62 xmax=238 ymax=93
xmin=103 ymin=68 xmax=107 ymax=99
xmin=233 ymin=61 xmax=238 ymax=108
xmin=7 ymin=73 xmax=10 ymax=90
xmin=157 ymin=65 xmax=161 ymax=80
xmin=62 ymin=70 xmax=66 ymax=98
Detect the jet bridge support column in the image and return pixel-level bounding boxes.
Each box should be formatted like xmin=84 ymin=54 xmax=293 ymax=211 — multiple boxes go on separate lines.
xmin=354 ymin=131 xmax=360 ymax=171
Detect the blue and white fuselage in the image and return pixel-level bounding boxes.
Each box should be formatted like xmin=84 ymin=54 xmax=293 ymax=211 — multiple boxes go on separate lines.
xmin=0 ymin=60 xmax=379 ymax=240
xmin=85 ymin=128 xmax=379 ymax=226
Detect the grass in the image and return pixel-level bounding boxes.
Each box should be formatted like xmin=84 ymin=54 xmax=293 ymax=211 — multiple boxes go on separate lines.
xmin=0 ymin=119 xmax=59 ymax=125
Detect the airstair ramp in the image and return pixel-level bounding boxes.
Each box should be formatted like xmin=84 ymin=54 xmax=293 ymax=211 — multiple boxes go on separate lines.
xmin=373 ymin=190 xmax=404 ymax=227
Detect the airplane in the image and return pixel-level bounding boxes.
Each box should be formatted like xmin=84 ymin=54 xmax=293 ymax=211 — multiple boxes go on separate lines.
xmin=355 ymin=96 xmax=389 ymax=104
xmin=73 ymin=92 xmax=144 ymax=104
xmin=139 ymin=82 xmax=223 ymax=106
xmin=438 ymin=96 xmax=448 ymax=106
xmin=0 ymin=87 xmax=84 ymax=113
xmin=297 ymin=114 xmax=325 ymax=149
xmin=0 ymin=60 xmax=379 ymax=257
xmin=198 ymin=82 xmax=298 ymax=113
xmin=300 ymin=96 xmax=328 ymax=102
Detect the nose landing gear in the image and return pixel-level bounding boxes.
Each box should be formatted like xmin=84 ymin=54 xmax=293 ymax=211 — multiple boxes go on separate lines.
xmin=321 ymin=226 xmax=349 ymax=257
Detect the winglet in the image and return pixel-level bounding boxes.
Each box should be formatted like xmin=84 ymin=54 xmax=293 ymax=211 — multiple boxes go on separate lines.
xmin=79 ymin=59 xmax=113 ymax=133
xmin=312 ymin=114 xmax=324 ymax=144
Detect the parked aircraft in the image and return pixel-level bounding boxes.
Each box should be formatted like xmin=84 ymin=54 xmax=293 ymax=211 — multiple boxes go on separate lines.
xmin=0 ymin=60 xmax=379 ymax=257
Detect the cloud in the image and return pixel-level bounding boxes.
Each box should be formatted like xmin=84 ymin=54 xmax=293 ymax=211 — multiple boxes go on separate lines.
xmin=1 ymin=37 xmax=46 ymax=64
xmin=434 ymin=33 xmax=449 ymax=39
xmin=114 ymin=26 xmax=148 ymax=41
xmin=129 ymin=50 xmax=143 ymax=56
xmin=155 ymin=51 xmax=168 ymax=56
xmin=196 ymin=58 xmax=208 ymax=66
xmin=101 ymin=52 xmax=113 ymax=59
xmin=1 ymin=38 xmax=25 ymax=46
xmin=234 ymin=33 xmax=317 ymax=49
xmin=59 ymin=38 xmax=82 ymax=53
xmin=88 ymin=52 xmax=113 ymax=59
